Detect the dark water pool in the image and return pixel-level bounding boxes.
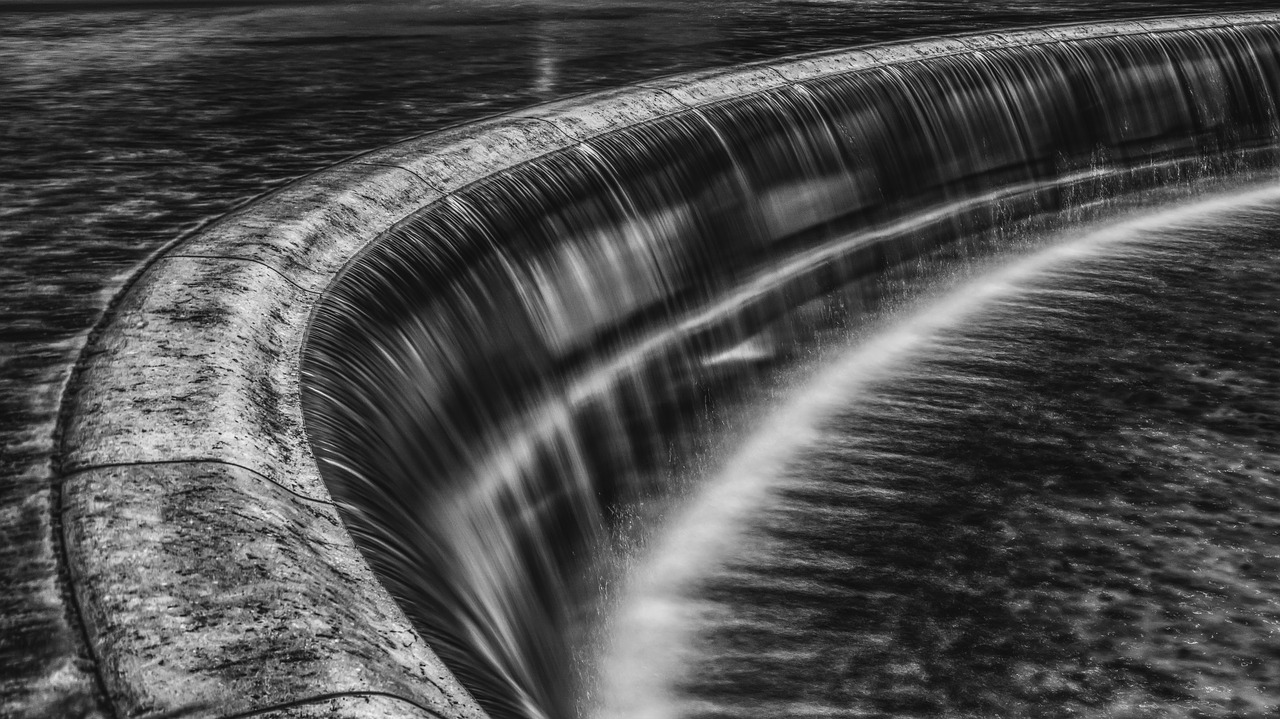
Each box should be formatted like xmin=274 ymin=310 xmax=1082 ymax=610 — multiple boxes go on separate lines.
xmin=657 ymin=193 xmax=1280 ymax=719
xmin=3 ymin=1 xmax=1277 ymax=715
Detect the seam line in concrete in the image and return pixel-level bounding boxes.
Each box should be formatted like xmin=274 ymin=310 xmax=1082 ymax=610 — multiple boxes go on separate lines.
xmin=215 ymin=691 xmax=451 ymax=719
xmin=60 ymin=459 xmax=336 ymax=507
xmin=526 ymin=116 xmax=582 ymax=145
xmin=649 ymin=86 xmax=695 ymax=110
xmin=355 ymin=161 xmax=446 ymax=194
xmin=760 ymin=64 xmax=791 ymax=85
xmin=163 ymin=254 xmax=323 ymax=295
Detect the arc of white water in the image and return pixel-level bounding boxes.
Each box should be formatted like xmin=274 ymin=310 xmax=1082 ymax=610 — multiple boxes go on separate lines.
xmin=594 ymin=180 xmax=1280 ymax=719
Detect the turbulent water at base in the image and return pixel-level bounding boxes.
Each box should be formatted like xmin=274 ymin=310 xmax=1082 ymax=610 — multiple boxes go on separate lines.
xmin=303 ymin=19 xmax=1280 ymax=719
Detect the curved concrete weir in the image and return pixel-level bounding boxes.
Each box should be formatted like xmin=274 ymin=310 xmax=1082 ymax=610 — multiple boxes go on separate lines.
xmin=57 ymin=12 xmax=1280 ymax=719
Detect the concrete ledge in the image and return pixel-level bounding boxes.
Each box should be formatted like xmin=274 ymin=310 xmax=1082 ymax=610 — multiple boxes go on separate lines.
xmin=57 ymin=11 xmax=1280 ymax=719
xmin=174 ymin=163 xmax=438 ymax=293
xmin=64 ymin=257 xmax=319 ymax=494
xmin=357 ymin=118 xmax=574 ymax=194
xmin=62 ymin=464 xmax=475 ymax=719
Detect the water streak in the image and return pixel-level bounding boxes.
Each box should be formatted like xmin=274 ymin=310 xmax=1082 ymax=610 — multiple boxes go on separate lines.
xmin=597 ymin=181 xmax=1280 ymax=719
xmin=303 ymin=21 xmax=1280 ymax=719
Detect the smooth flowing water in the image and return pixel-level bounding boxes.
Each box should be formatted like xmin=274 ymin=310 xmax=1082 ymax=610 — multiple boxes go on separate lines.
xmin=7 ymin=2 xmax=1280 ymax=718
xmin=605 ymin=185 xmax=1280 ymax=719
xmin=27 ymin=4 xmax=1278 ymax=713
xmin=302 ymin=17 xmax=1280 ymax=719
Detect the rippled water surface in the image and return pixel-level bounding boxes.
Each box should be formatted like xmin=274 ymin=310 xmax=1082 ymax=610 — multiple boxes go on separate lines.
xmin=608 ymin=190 xmax=1280 ymax=718
xmin=3 ymin=1 xmax=1278 ymax=715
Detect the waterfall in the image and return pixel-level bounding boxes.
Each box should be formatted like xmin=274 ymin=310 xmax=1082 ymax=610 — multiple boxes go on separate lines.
xmin=597 ymin=182 xmax=1280 ymax=719
xmin=302 ymin=20 xmax=1280 ymax=719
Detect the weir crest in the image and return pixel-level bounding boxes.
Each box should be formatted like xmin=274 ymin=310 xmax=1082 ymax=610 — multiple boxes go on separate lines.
xmin=57 ymin=13 xmax=1280 ymax=719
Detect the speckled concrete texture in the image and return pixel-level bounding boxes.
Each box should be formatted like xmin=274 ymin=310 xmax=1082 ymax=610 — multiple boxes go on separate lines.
xmin=62 ymin=463 xmax=478 ymax=719
xmin=57 ymin=12 xmax=1280 ymax=719
xmin=63 ymin=256 xmax=321 ymax=497
xmin=513 ymin=86 xmax=690 ymax=142
xmin=248 ymin=694 xmax=450 ymax=719
xmin=174 ymin=163 xmax=439 ymax=293
xmin=635 ymin=64 xmax=787 ymax=106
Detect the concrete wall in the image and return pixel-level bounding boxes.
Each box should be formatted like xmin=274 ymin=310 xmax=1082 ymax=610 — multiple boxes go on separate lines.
xmin=57 ymin=12 xmax=1280 ymax=719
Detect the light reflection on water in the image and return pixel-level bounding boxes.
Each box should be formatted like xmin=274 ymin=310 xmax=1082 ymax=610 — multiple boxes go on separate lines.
xmin=2 ymin=1 xmax=1277 ymax=715
xmin=604 ymin=184 xmax=1280 ymax=719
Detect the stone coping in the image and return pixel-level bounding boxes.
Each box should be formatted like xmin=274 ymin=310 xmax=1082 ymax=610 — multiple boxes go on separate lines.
xmin=56 ymin=11 xmax=1280 ymax=719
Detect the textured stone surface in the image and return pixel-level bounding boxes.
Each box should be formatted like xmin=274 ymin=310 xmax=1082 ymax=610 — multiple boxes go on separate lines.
xmin=769 ymin=48 xmax=878 ymax=83
xmin=1138 ymin=14 xmax=1277 ymax=34
xmin=62 ymin=256 xmax=323 ymax=499
xmin=891 ymin=35 xmax=972 ymax=59
xmin=636 ymin=64 xmax=787 ymax=106
xmin=956 ymin=29 xmax=1056 ymax=52
xmin=175 ymin=163 xmax=437 ymax=294
xmin=358 ymin=118 xmax=573 ymax=195
xmin=1044 ymin=19 xmax=1152 ymax=42
xmin=249 ymin=694 xmax=446 ymax=719
xmin=859 ymin=43 xmax=932 ymax=65
xmin=62 ymin=463 xmax=482 ymax=719
xmin=511 ymin=86 xmax=690 ymax=142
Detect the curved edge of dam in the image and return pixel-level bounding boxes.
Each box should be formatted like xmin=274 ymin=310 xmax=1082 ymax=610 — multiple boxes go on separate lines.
xmin=54 ymin=12 xmax=1280 ymax=719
